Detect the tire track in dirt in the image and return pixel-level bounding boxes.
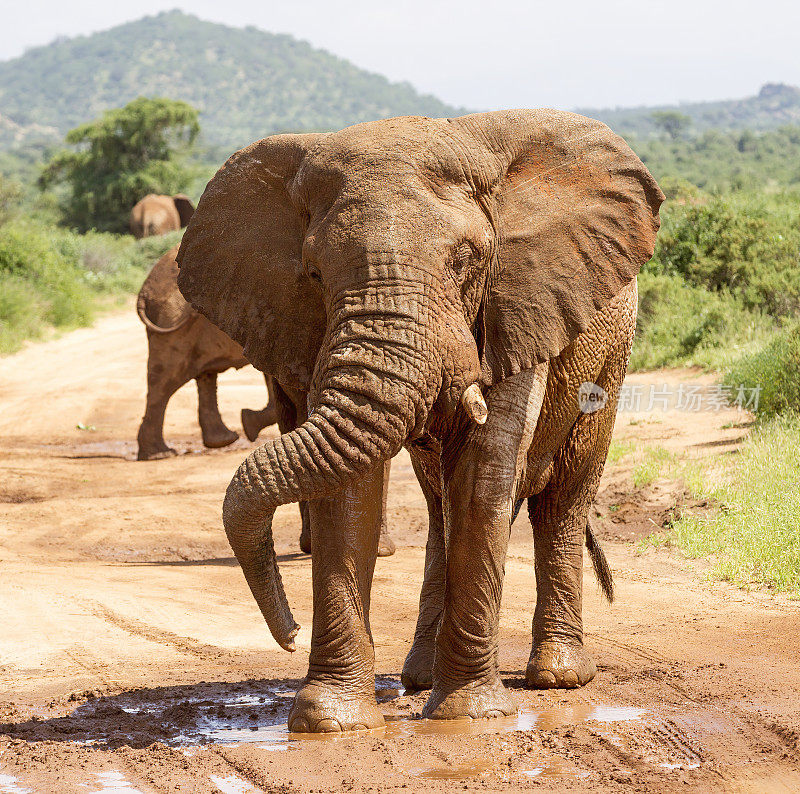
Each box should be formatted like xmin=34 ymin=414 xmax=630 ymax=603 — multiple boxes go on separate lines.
xmin=86 ymin=601 xmax=247 ymax=665
xmin=593 ymin=636 xmax=708 ymax=704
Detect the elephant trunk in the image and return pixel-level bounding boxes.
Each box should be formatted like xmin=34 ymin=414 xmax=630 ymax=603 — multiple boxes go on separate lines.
xmin=223 ymin=274 xmax=444 ymax=651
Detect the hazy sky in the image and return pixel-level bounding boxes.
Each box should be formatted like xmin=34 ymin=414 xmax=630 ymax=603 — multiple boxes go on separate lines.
xmin=2 ymin=0 xmax=799 ymax=110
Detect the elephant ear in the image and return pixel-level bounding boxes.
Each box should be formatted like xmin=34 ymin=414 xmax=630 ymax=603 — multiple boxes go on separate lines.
xmin=172 ymin=194 xmax=195 ymax=227
xmin=451 ymin=109 xmax=663 ymax=381
xmin=176 ymin=134 xmax=327 ymax=390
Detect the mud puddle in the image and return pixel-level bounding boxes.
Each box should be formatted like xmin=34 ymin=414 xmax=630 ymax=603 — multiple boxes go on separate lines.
xmin=0 ymin=775 xmax=32 ymax=794
xmin=83 ymin=771 xmax=145 ymax=792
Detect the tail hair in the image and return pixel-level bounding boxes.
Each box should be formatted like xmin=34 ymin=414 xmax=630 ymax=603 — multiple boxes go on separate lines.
xmin=585 ymin=516 xmax=614 ymax=603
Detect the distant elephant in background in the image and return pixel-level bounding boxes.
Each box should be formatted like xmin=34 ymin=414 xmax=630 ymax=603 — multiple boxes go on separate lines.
xmin=130 ymin=193 xmax=195 ymax=238
xmin=137 ymin=246 xmax=398 ymax=556
xmin=136 ymin=246 xmax=277 ymax=461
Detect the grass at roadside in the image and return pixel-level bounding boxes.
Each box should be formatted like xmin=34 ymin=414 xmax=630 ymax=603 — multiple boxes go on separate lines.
xmin=649 ymin=415 xmax=800 ymax=596
xmin=0 ymin=221 xmax=181 ymax=354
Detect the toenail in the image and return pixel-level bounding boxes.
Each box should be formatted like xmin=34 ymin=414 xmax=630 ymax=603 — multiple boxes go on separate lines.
xmin=534 ymin=670 xmax=557 ymax=687
xmin=290 ymin=717 xmax=310 ymax=732
xmin=562 ymin=670 xmax=579 ymax=687
xmin=315 ymin=718 xmax=342 ymax=732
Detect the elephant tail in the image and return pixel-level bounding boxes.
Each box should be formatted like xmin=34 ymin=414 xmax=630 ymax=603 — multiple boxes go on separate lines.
xmin=585 ymin=516 xmax=614 ymax=603
xmin=136 ymin=291 xmax=196 ymax=334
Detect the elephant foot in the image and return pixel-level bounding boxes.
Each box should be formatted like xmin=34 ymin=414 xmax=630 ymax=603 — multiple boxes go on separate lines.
xmin=401 ymin=640 xmax=434 ymax=692
xmin=201 ymin=426 xmax=239 ymax=449
xmin=137 ymin=445 xmax=177 ymax=461
xmin=422 ymin=678 xmax=516 ymax=720
xmin=288 ymin=683 xmax=384 ymax=733
xmin=377 ymin=530 xmax=396 ymax=557
xmin=526 ymin=640 xmax=596 ymax=689
xmin=241 ymin=408 xmax=274 ymax=442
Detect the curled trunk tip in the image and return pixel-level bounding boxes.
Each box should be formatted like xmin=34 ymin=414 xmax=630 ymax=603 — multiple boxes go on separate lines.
xmin=222 ymin=479 xmax=300 ymax=651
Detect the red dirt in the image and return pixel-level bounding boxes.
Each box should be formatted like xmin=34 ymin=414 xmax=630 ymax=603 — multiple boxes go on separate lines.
xmin=1 ymin=311 xmax=799 ymax=792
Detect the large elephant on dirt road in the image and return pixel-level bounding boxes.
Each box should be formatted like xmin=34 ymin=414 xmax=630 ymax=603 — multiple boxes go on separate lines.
xmin=130 ymin=193 xmax=195 ymax=238
xmin=137 ymin=246 xmax=397 ymax=555
xmin=176 ymin=109 xmax=663 ymax=732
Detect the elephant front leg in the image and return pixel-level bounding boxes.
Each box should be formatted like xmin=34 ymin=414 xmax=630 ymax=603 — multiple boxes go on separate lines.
xmin=288 ymin=462 xmax=386 ymax=733
xmin=424 ymin=368 xmax=547 ymax=719
xmin=196 ymin=372 xmax=239 ymax=448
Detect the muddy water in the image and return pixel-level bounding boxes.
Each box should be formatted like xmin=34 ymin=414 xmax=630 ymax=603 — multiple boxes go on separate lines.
xmin=198 ymin=700 xmax=647 ymax=780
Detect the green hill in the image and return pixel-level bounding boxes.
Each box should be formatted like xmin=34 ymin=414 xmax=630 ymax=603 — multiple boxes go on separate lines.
xmin=583 ymin=83 xmax=800 ymax=138
xmin=0 ymin=10 xmax=464 ymax=153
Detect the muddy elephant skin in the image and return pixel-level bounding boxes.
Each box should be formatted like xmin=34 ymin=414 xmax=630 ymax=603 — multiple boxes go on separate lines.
xmin=176 ymin=110 xmax=663 ymax=732
xmin=136 ymin=246 xmax=277 ymax=461
xmin=130 ymin=194 xmax=195 ymax=238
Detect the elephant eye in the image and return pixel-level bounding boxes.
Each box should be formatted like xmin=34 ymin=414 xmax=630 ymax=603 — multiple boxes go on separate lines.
xmin=452 ymin=241 xmax=476 ymax=273
xmin=305 ymin=260 xmax=322 ymax=283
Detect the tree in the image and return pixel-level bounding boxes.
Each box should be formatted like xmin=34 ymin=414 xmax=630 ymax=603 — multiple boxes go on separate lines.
xmin=651 ymin=110 xmax=691 ymax=140
xmin=40 ymin=97 xmax=199 ymax=232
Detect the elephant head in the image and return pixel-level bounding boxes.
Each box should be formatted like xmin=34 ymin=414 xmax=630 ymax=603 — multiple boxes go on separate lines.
xmin=176 ymin=110 xmax=663 ymax=651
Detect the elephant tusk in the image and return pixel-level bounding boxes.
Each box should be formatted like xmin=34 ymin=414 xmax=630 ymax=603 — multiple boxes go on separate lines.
xmin=461 ymin=383 xmax=488 ymax=425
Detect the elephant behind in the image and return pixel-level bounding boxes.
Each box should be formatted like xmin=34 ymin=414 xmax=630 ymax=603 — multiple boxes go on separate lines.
xmin=130 ymin=193 xmax=195 ymax=238
xmin=136 ymin=246 xmax=277 ymax=460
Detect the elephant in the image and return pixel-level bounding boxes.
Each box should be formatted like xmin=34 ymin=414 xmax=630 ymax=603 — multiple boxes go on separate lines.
xmin=130 ymin=193 xmax=195 ymax=238
xmin=136 ymin=245 xmax=277 ymax=461
xmin=136 ymin=246 xmax=398 ymax=554
xmin=175 ymin=109 xmax=663 ymax=732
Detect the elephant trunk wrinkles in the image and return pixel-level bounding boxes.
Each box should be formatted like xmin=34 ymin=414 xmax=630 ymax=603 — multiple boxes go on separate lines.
xmin=224 ymin=276 xmax=440 ymax=651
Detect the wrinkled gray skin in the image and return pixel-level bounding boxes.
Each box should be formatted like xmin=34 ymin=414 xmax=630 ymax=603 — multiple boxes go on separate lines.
xmin=176 ymin=110 xmax=663 ymax=732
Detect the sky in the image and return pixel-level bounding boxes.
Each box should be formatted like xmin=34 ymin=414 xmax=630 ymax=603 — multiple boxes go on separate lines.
xmin=1 ymin=0 xmax=799 ymax=111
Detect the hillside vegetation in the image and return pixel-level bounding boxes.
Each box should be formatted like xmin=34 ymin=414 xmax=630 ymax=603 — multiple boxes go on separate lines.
xmin=586 ymin=83 xmax=800 ymax=138
xmin=0 ymin=11 xmax=463 ymax=153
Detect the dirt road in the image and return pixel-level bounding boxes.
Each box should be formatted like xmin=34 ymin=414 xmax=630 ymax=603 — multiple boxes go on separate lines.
xmin=1 ymin=309 xmax=799 ymax=793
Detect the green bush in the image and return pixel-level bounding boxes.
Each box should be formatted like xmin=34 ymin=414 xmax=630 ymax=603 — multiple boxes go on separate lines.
xmin=0 ymin=176 xmax=22 ymax=226
xmin=724 ymin=322 xmax=800 ymax=416
xmin=647 ymin=192 xmax=800 ymax=317
xmin=0 ymin=221 xmax=180 ymax=353
xmin=630 ymin=272 xmax=776 ymax=371
xmin=632 ymin=125 xmax=800 ymax=192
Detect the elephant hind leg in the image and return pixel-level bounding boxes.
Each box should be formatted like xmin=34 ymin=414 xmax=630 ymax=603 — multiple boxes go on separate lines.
xmin=401 ymin=454 xmax=444 ymax=692
xmin=526 ymin=364 xmax=623 ymax=690
xmin=196 ymin=371 xmax=239 ymax=449
xmin=137 ymin=357 xmax=188 ymax=461
xmin=241 ymin=375 xmax=279 ymax=442
xmin=376 ymin=459 xmax=396 ymax=557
